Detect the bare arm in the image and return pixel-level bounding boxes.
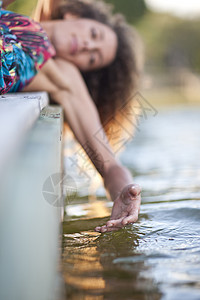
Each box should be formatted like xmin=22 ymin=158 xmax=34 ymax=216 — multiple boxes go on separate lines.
xmin=24 ymin=58 xmax=141 ymax=231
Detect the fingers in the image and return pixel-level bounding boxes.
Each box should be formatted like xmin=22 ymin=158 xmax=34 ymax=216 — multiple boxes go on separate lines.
xmin=121 ymin=213 xmax=138 ymax=226
xmin=95 ymin=213 xmax=138 ymax=233
xmin=94 ymin=183 xmax=141 ymax=234
xmin=107 ymin=213 xmax=138 ymax=228
xmin=95 ymin=221 xmax=122 ymax=233
xmin=95 ymin=225 xmax=121 ymax=233
xmin=106 ymin=218 xmax=124 ymax=228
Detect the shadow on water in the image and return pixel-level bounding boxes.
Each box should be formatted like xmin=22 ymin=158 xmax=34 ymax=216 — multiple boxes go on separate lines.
xmin=62 ymin=106 xmax=200 ymax=300
xmin=62 ymin=216 xmax=162 ymax=300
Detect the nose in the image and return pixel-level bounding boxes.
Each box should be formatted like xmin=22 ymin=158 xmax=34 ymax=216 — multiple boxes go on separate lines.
xmin=81 ymin=39 xmax=97 ymax=51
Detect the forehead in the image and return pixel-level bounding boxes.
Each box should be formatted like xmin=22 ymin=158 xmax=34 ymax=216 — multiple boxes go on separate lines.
xmin=82 ymin=18 xmax=116 ymax=40
xmin=80 ymin=19 xmax=118 ymax=70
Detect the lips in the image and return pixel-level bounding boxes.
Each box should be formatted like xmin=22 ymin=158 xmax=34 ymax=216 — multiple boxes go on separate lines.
xmin=69 ymin=35 xmax=78 ymax=55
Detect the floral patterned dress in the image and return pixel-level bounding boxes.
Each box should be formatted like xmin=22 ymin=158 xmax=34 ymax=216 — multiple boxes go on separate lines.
xmin=0 ymin=3 xmax=55 ymax=94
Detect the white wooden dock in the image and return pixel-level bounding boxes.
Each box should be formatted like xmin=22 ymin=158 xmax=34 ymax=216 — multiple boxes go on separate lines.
xmin=0 ymin=93 xmax=64 ymax=300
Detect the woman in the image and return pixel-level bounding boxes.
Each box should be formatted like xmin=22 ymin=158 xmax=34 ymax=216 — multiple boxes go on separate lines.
xmin=0 ymin=0 xmax=142 ymax=232
xmin=34 ymin=0 xmax=143 ymax=132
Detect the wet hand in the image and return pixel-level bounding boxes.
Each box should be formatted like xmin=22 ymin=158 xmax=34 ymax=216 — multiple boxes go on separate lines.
xmin=95 ymin=184 xmax=141 ymax=233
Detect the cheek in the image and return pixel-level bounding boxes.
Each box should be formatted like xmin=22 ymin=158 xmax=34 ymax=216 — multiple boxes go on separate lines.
xmin=68 ymin=53 xmax=89 ymax=71
xmin=75 ymin=20 xmax=88 ymax=33
xmin=106 ymin=44 xmax=117 ymax=65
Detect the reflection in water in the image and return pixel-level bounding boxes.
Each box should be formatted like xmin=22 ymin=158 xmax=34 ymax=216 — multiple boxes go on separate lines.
xmin=63 ymin=106 xmax=200 ymax=300
xmin=62 ymin=232 xmax=105 ymax=298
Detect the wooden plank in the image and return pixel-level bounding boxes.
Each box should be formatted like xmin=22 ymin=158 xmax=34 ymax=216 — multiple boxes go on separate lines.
xmin=0 ymin=92 xmax=49 ymax=175
xmin=0 ymin=102 xmax=64 ymax=300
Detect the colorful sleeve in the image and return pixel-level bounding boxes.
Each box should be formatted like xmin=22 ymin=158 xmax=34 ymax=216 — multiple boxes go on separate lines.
xmin=0 ymin=4 xmax=18 ymax=94
xmin=7 ymin=11 xmax=56 ymax=92
xmin=0 ymin=8 xmax=56 ymax=94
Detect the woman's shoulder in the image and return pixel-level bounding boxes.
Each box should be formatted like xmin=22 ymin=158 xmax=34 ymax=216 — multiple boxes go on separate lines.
xmin=0 ymin=9 xmax=56 ymax=93
xmin=0 ymin=9 xmax=56 ymax=68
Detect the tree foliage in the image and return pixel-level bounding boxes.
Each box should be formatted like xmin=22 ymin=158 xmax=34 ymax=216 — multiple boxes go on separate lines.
xmin=104 ymin=0 xmax=147 ymax=24
xmin=8 ymin=0 xmax=37 ymax=16
xmin=163 ymin=20 xmax=200 ymax=71
xmin=137 ymin=12 xmax=200 ymax=72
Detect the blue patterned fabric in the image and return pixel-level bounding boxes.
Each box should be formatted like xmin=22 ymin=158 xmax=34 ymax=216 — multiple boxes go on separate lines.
xmin=0 ymin=5 xmax=55 ymax=94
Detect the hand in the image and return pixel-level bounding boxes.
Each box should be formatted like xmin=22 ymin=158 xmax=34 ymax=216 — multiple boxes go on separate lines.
xmin=95 ymin=184 xmax=141 ymax=233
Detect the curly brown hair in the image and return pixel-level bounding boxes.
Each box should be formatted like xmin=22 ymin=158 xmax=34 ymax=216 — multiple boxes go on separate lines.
xmin=35 ymin=0 xmax=143 ymax=142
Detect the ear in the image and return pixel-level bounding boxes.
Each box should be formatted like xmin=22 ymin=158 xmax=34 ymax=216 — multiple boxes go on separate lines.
xmin=63 ymin=13 xmax=79 ymax=20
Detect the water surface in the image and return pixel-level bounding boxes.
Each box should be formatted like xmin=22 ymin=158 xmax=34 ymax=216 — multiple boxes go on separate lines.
xmin=63 ymin=106 xmax=200 ymax=300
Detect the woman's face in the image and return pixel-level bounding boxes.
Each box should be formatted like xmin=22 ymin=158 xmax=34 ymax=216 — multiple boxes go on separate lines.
xmin=53 ymin=16 xmax=118 ymax=71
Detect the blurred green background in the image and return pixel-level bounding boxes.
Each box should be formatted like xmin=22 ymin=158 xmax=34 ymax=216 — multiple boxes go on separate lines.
xmin=7 ymin=0 xmax=200 ymax=105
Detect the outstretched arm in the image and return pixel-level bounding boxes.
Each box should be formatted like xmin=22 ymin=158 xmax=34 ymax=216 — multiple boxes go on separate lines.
xmin=24 ymin=58 xmax=141 ymax=232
